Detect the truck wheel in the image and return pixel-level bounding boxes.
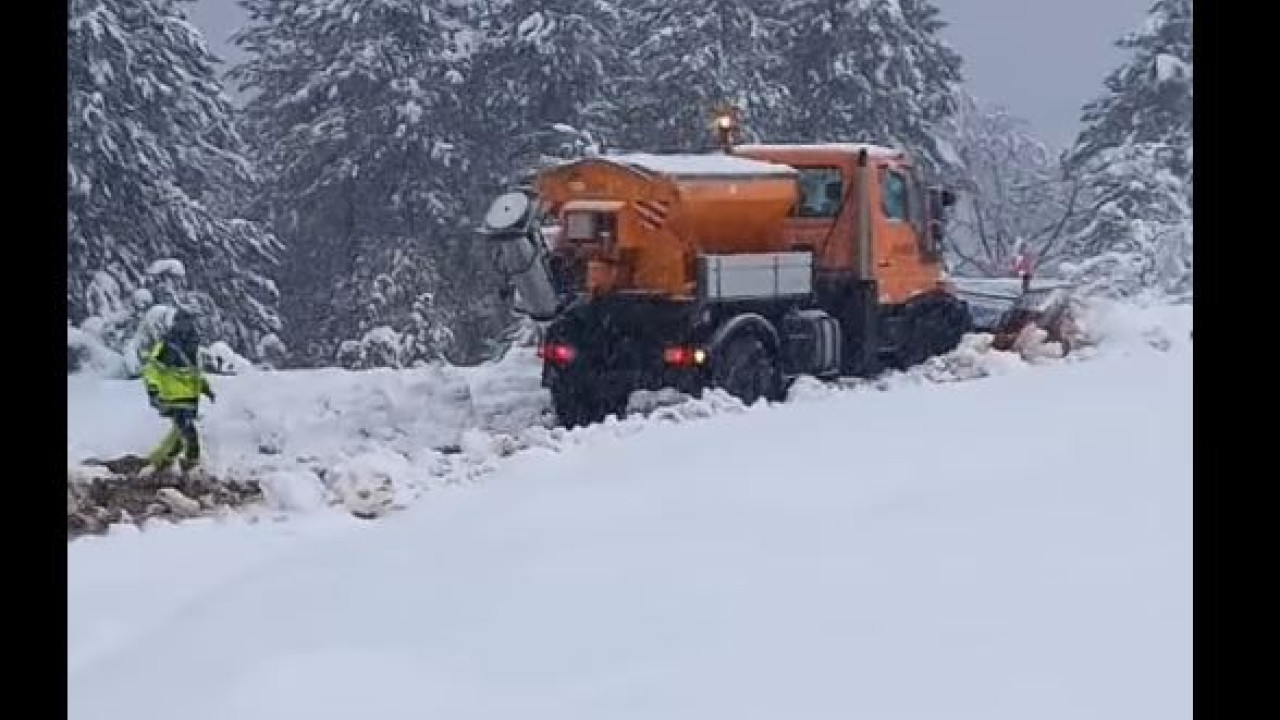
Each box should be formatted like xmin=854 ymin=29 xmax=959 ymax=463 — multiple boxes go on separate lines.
xmin=712 ymin=335 xmax=781 ymax=406
xmin=882 ymin=306 xmax=928 ymax=371
xmin=894 ymin=300 xmax=967 ymax=369
xmin=915 ymin=300 xmax=970 ymax=358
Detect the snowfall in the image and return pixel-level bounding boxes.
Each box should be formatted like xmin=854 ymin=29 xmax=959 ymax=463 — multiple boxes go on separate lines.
xmin=67 ymin=298 xmax=1192 ymax=720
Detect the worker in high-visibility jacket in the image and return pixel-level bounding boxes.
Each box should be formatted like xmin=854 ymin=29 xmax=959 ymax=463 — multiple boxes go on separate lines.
xmin=141 ymin=310 xmax=216 ymax=475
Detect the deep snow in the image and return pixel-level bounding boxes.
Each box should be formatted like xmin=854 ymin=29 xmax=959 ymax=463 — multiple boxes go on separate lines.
xmin=67 ymin=301 xmax=1191 ymax=720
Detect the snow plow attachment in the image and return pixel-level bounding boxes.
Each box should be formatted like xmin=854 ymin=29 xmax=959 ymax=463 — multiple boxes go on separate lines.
xmin=952 ymin=278 xmax=1082 ymax=352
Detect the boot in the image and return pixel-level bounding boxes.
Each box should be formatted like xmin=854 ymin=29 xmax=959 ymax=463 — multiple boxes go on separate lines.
xmin=139 ymin=459 xmax=177 ymax=481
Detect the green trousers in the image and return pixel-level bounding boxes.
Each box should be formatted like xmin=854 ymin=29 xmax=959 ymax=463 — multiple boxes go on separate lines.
xmin=147 ymin=408 xmax=200 ymax=468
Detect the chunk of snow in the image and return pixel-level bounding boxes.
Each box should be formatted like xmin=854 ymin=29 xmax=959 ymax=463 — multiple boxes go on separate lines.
xmin=1155 ymin=54 xmax=1191 ymax=82
xmin=1076 ymin=299 xmax=1191 ymax=356
xmin=785 ymin=375 xmax=835 ymax=403
xmin=517 ymin=12 xmax=546 ymax=40
xmin=146 ymin=259 xmax=185 ymax=277
xmin=933 ymin=137 xmax=963 ymax=167
xmin=156 ymin=488 xmax=201 ymax=518
xmin=202 ymin=341 xmax=254 ymax=375
xmin=259 ymin=469 xmax=328 ymax=512
xmin=255 ymin=334 xmax=288 ymax=367
xmin=330 ymin=449 xmax=408 ymax=518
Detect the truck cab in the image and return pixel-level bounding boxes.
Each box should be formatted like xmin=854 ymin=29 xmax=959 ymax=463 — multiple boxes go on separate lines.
xmin=732 ymin=143 xmax=954 ymax=304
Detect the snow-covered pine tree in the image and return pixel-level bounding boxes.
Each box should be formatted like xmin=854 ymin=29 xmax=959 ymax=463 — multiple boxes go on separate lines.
xmin=68 ymin=0 xmax=284 ymax=362
xmin=435 ymin=0 xmax=623 ymax=363
xmin=776 ymin=0 xmax=964 ymax=177
xmin=613 ymin=0 xmax=792 ymax=151
xmin=334 ymin=243 xmax=457 ymax=369
xmin=230 ymin=0 xmax=478 ymax=367
xmin=464 ymin=0 xmax=622 ymax=179
xmin=67 ymin=266 xmax=172 ymax=377
xmin=939 ymin=91 xmax=1082 ymax=277
xmin=1061 ymin=0 xmax=1192 ymax=300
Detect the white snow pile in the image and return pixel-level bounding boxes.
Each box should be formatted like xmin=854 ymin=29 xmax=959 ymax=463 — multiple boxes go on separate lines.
xmin=201 ymin=340 xmax=255 ymax=374
xmin=67 ymin=299 xmax=1189 ymax=531
xmin=146 ymin=258 xmax=186 ymax=277
xmin=1155 ymin=52 xmax=1192 ymax=83
xmin=68 ymin=346 xmax=554 ymax=524
xmin=1073 ymin=296 xmax=1191 ymax=355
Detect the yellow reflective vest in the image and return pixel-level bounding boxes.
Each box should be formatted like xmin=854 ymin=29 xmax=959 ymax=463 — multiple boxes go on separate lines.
xmin=141 ymin=341 xmax=209 ymax=406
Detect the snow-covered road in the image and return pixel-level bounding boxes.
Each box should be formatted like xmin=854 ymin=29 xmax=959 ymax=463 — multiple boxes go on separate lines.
xmin=67 ymin=307 xmax=1192 ymax=720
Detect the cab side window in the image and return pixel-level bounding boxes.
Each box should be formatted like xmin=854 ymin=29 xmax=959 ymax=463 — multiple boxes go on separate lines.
xmin=881 ymin=169 xmax=908 ymax=221
xmin=793 ymin=167 xmax=844 ymax=218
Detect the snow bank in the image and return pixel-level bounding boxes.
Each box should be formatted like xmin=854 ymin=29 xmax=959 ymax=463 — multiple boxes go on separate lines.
xmin=68 ymin=299 xmax=1188 ymax=527
xmin=68 ymin=349 xmax=550 ymax=520
xmin=454 ymin=346 xmax=552 ymax=434
xmin=1075 ymin=297 xmax=1192 ymax=356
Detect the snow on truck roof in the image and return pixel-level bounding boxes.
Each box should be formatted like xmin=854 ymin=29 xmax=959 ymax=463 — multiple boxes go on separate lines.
xmin=736 ymin=142 xmax=906 ymax=158
xmin=601 ymin=152 xmax=797 ymax=178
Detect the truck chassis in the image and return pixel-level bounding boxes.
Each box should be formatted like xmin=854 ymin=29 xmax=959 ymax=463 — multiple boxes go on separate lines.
xmin=537 ymin=269 xmax=971 ymax=427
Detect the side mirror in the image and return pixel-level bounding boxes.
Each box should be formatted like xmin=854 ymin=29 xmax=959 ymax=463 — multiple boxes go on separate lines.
xmin=926 ymin=220 xmax=945 ymax=258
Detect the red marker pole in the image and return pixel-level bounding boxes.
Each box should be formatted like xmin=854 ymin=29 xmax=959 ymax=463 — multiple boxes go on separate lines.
xmin=1012 ymin=251 xmax=1034 ymax=292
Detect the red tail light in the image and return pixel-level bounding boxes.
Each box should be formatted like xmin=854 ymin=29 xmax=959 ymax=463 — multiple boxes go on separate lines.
xmin=538 ymin=342 xmax=577 ymax=365
xmin=663 ymin=346 xmax=706 ymax=367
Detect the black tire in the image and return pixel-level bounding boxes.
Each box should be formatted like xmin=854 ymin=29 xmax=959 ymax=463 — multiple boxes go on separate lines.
xmin=892 ymin=299 xmax=969 ymax=370
xmin=899 ymin=314 xmax=931 ymax=369
xmin=711 ymin=334 xmax=781 ymax=406
xmin=916 ymin=300 xmax=970 ymax=358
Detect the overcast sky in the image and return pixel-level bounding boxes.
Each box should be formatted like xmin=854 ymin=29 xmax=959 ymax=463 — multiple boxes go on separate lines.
xmin=938 ymin=0 xmax=1152 ymax=148
xmin=187 ymin=0 xmax=1154 ymax=150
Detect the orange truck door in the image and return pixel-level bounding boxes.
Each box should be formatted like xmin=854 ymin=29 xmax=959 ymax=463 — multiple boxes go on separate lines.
xmin=873 ymin=165 xmax=922 ymax=304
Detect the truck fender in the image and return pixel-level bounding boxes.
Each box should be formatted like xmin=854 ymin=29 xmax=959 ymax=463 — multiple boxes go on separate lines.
xmin=707 ymin=313 xmax=780 ymax=359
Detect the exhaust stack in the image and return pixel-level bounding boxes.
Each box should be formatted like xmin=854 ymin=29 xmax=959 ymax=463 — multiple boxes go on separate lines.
xmin=479 ymin=189 xmax=562 ymax=321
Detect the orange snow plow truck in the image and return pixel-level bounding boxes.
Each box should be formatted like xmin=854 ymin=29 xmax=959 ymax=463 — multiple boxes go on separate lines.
xmin=481 ymin=137 xmax=1069 ymax=426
